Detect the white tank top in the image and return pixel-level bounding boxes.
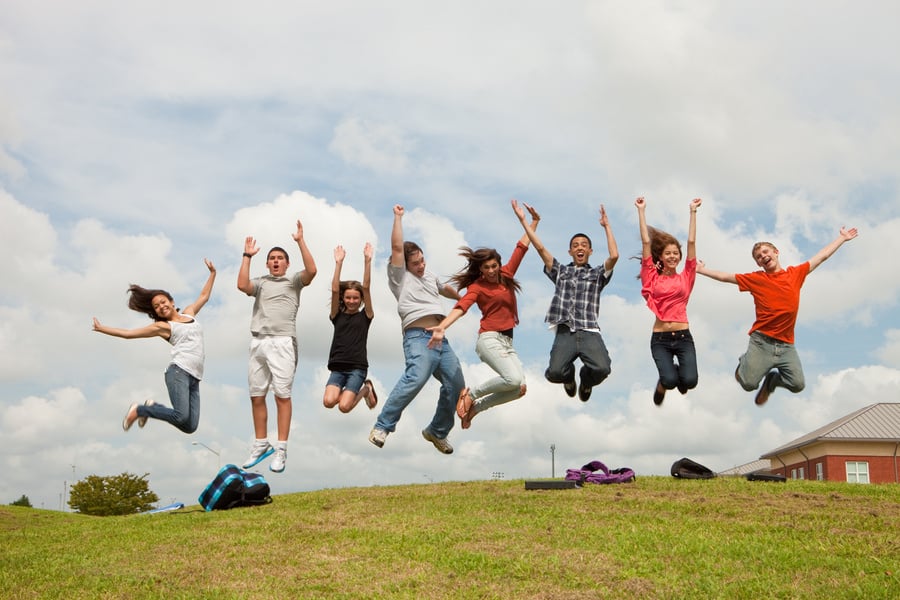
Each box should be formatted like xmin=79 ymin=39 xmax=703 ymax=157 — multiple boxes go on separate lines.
xmin=169 ymin=318 xmax=204 ymax=380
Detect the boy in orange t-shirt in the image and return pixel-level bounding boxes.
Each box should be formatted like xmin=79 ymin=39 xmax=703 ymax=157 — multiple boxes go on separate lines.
xmin=697 ymin=226 xmax=858 ymax=405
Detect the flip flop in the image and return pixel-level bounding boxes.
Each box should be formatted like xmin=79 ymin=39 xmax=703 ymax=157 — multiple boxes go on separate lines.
xmin=122 ymin=403 xmax=138 ymax=432
xmin=456 ymin=388 xmax=472 ymax=419
xmin=364 ymin=380 xmax=378 ymax=409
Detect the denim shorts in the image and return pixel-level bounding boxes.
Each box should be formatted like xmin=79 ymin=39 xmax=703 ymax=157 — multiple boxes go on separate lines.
xmin=326 ymin=368 xmax=368 ymax=394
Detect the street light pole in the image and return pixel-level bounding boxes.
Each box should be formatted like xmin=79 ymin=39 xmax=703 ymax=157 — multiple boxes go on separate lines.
xmin=192 ymin=441 xmax=221 ymax=469
xmin=550 ymin=444 xmax=556 ymax=478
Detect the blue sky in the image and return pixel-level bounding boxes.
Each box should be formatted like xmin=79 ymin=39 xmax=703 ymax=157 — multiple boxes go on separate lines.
xmin=1 ymin=2 xmax=899 ymax=510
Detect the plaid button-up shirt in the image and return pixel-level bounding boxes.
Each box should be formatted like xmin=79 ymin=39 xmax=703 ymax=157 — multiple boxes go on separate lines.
xmin=543 ymin=258 xmax=612 ymax=331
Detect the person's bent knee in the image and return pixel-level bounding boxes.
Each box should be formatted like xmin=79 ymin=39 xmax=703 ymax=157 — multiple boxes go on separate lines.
xmin=659 ymin=373 xmax=679 ymax=390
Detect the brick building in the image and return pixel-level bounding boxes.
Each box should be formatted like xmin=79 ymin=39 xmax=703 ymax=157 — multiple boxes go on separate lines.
xmin=759 ymin=403 xmax=900 ymax=484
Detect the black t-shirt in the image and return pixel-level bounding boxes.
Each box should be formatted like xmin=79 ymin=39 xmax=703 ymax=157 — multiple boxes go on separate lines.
xmin=327 ymin=310 xmax=372 ymax=371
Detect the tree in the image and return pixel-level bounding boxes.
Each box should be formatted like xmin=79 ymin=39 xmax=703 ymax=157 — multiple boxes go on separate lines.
xmin=10 ymin=494 xmax=32 ymax=507
xmin=68 ymin=472 xmax=159 ymax=516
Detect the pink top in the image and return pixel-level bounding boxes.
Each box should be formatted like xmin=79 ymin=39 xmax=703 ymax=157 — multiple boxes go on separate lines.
xmin=640 ymin=255 xmax=696 ymax=323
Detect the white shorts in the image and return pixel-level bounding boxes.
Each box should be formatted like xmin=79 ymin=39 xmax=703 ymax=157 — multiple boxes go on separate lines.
xmin=248 ymin=335 xmax=298 ymax=398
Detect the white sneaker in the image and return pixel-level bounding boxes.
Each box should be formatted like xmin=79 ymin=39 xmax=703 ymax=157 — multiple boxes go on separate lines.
xmin=242 ymin=441 xmax=274 ymax=469
xmin=138 ymin=399 xmax=155 ymax=428
xmin=422 ymin=429 xmax=453 ymax=454
xmin=368 ymin=428 xmax=388 ymax=448
xmin=270 ymin=447 xmax=286 ymax=473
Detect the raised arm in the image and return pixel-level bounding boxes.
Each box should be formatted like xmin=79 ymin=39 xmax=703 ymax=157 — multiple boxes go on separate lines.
xmin=512 ymin=199 xmax=554 ymax=270
xmin=330 ymin=245 xmax=345 ymax=320
xmin=517 ymin=203 xmax=541 ymax=248
xmin=390 ymin=205 xmax=406 ymax=268
xmin=92 ymin=318 xmax=170 ymax=340
xmin=237 ymin=236 xmax=259 ymax=295
xmin=293 ymin=219 xmax=318 ymax=286
xmin=686 ymin=198 xmax=701 ymax=261
xmin=808 ymin=226 xmax=858 ymax=273
xmin=362 ymin=242 xmax=374 ymax=319
xmin=696 ymin=260 xmax=738 ymax=284
xmin=183 ymin=259 xmax=217 ymax=316
xmin=599 ymin=204 xmax=619 ymax=272
xmin=635 ymin=197 xmax=651 ymax=259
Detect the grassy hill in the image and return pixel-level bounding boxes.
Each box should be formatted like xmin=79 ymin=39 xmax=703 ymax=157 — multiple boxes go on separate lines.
xmin=2 ymin=477 xmax=899 ymax=599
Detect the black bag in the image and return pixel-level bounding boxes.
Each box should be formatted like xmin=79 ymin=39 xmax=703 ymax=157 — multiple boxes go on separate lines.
xmin=198 ymin=464 xmax=272 ymax=511
xmin=746 ymin=471 xmax=786 ymax=482
xmin=670 ymin=457 xmax=716 ymax=479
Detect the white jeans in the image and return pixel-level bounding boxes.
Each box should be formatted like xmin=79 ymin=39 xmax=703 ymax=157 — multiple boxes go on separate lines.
xmin=472 ymin=331 xmax=526 ymax=413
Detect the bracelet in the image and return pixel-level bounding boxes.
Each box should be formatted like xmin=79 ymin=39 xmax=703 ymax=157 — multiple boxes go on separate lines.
xmin=242 ymin=253 xmax=252 ymax=258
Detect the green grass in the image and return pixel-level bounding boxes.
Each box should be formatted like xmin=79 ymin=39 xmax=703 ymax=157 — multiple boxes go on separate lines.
xmin=2 ymin=477 xmax=899 ymax=599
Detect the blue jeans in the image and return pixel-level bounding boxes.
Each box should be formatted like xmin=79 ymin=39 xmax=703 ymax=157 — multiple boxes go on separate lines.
xmin=375 ymin=328 xmax=464 ymax=438
xmin=326 ymin=368 xmax=368 ymax=394
xmin=650 ymin=330 xmax=698 ymax=392
xmin=472 ymin=331 xmax=525 ymax=413
xmin=137 ymin=364 xmax=201 ymax=434
xmin=737 ymin=331 xmax=805 ymax=393
xmin=545 ymin=325 xmax=611 ymax=389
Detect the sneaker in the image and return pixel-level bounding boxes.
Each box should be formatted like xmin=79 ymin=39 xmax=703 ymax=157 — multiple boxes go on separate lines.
xmin=138 ymin=399 xmax=155 ymax=428
xmin=653 ymin=381 xmax=666 ymax=406
xmin=755 ymin=371 xmax=778 ymax=406
xmin=563 ymin=380 xmax=577 ymax=398
xmin=578 ymin=382 xmax=592 ymax=402
xmin=242 ymin=441 xmax=274 ymax=468
xmin=369 ymin=428 xmax=388 ymax=448
xmin=122 ymin=403 xmax=138 ymax=432
xmin=270 ymin=447 xmax=286 ymax=473
xmin=422 ymin=429 xmax=453 ymax=454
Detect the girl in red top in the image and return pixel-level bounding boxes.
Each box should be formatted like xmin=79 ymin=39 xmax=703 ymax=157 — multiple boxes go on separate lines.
xmin=635 ymin=197 xmax=702 ymax=406
xmin=427 ymin=200 xmax=540 ymax=428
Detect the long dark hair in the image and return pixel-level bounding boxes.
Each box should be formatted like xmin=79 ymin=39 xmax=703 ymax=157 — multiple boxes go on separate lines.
xmin=337 ymin=280 xmax=365 ymax=312
xmin=634 ymin=226 xmax=682 ymax=276
xmin=449 ymin=246 xmax=521 ymax=293
xmin=127 ymin=285 xmax=175 ymax=321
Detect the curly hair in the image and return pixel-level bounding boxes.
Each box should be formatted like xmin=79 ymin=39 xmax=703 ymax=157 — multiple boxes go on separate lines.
xmin=449 ymin=246 xmax=521 ymax=293
xmin=127 ymin=285 xmax=175 ymax=321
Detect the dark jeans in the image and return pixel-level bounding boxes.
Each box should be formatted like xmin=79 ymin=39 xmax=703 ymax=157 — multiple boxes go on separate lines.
xmin=546 ymin=325 xmax=611 ymax=389
xmin=650 ymin=329 xmax=698 ymax=392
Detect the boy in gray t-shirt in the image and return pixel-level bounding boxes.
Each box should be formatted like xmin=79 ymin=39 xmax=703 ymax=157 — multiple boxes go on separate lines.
xmin=369 ymin=204 xmax=465 ymax=454
xmin=237 ymin=219 xmax=317 ymax=473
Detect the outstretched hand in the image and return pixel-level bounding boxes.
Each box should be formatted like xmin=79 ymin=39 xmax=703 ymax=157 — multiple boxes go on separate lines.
xmin=292 ymin=219 xmax=305 ymax=242
xmin=204 ymin=258 xmax=216 ymax=273
xmin=92 ymin=317 xmax=103 ymax=331
xmin=363 ymin=242 xmax=374 ymax=262
xmin=635 ymin=196 xmax=645 ymax=209
xmin=690 ymin=198 xmax=702 ymax=211
xmin=840 ymin=226 xmax=858 ymax=242
xmin=334 ymin=245 xmax=346 ymax=263
xmin=243 ymin=236 xmax=259 ymax=256
xmin=393 ymin=204 xmax=405 ymax=217
xmin=599 ymin=204 xmax=609 ymax=227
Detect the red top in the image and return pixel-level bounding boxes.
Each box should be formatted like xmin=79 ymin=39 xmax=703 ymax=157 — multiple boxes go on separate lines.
xmin=455 ymin=242 xmax=528 ymax=334
xmin=735 ymin=262 xmax=810 ymax=343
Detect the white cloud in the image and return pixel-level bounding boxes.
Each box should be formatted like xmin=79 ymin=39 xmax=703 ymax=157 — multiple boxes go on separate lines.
xmin=329 ymin=117 xmax=412 ymax=175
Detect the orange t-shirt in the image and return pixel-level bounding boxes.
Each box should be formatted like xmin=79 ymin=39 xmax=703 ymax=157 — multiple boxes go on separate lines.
xmin=734 ymin=262 xmax=810 ymax=343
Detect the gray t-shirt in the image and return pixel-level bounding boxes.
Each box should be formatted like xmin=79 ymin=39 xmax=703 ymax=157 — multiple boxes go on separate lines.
xmin=249 ymin=273 xmax=306 ymax=336
xmin=387 ymin=263 xmax=446 ymax=330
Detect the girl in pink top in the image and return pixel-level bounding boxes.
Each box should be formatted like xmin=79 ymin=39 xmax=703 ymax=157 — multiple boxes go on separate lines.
xmin=427 ymin=200 xmax=540 ymax=429
xmin=635 ymin=197 xmax=701 ymax=406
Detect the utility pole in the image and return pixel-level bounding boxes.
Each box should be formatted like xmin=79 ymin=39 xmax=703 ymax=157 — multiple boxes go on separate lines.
xmin=550 ymin=444 xmax=556 ymax=478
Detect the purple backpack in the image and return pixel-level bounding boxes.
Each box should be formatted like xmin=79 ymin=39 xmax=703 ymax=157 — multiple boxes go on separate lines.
xmin=565 ymin=460 xmax=636 ymax=486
